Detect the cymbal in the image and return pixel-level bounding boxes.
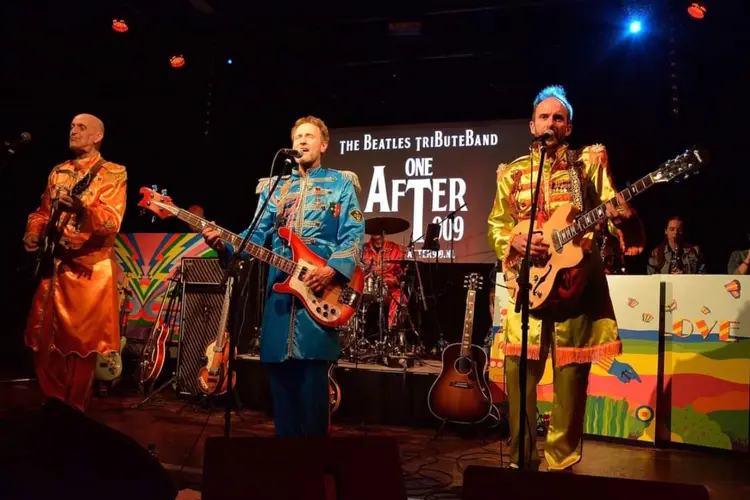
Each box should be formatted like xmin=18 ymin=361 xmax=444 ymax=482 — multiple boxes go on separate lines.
xmin=365 ymin=216 xmax=410 ymax=236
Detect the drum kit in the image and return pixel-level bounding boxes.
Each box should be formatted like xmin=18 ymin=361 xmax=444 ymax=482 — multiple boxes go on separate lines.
xmin=338 ymin=216 xmax=428 ymax=367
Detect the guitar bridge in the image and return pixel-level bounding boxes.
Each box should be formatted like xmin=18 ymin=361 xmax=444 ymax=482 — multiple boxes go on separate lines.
xmin=449 ymin=381 xmax=473 ymax=389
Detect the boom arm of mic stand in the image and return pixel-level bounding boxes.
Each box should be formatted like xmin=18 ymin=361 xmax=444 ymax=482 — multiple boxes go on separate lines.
xmin=515 ymin=144 xmax=546 ymax=471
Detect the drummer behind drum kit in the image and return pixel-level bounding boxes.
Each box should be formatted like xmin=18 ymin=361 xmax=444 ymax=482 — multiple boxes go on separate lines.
xmin=337 ymin=216 xmax=429 ymax=368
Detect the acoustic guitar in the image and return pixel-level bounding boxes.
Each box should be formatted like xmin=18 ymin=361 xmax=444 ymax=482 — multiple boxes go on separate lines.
xmin=427 ymin=273 xmax=493 ymax=424
xmin=503 ymin=147 xmax=709 ymax=311
xmin=138 ymin=186 xmax=364 ymax=329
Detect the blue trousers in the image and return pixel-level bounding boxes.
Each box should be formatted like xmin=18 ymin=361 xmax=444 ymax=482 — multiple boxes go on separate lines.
xmin=266 ymin=359 xmax=330 ymax=437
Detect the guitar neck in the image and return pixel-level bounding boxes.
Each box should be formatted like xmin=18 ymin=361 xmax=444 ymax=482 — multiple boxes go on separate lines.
xmin=460 ymin=289 xmax=477 ymax=357
xmin=177 ymin=211 xmax=296 ymax=275
xmin=558 ymin=172 xmax=655 ymax=246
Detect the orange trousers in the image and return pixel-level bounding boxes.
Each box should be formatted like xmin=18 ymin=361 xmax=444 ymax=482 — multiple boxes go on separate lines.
xmin=33 ymin=347 xmax=97 ymax=412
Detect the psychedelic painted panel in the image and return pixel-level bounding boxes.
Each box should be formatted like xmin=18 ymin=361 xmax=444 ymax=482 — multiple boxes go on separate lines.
xmin=489 ymin=274 xmax=661 ymax=444
xmin=490 ymin=274 xmax=750 ymax=451
xmin=662 ymin=275 xmax=750 ymax=452
xmin=114 ymin=233 xmax=217 ymax=341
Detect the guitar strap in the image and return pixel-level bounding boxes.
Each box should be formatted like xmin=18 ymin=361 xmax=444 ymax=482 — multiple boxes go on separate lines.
xmin=70 ymin=157 xmax=107 ymax=197
xmin=566 ymin=149 xmax=585 ymax=211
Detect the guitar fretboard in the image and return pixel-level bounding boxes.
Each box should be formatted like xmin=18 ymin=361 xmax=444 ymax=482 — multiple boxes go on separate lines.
xmin=460 ymin=289 xmax=477 ymax=357
xmin=556 ymin=173 xmax=654 ymax=246
xmin=178 ymin=211 xmax=298 ymax=275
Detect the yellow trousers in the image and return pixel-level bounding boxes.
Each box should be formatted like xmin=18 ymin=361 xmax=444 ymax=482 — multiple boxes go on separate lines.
xmin=505 ymin=334 xmax=592 ymax=471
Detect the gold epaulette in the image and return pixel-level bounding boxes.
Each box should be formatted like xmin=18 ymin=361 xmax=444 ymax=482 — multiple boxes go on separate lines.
xmin=102 ymin=162 xmax=127 ymax=183
xmin=339 ymin=170 xmax=362 ymax=193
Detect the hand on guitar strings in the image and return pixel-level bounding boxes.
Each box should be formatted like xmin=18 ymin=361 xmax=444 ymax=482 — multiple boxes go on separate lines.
xmin=605 ymin=193 xmax=634 ymax=224
xmin=511 ymin=233 xmax=549 ymax=260
xmin=304 ymin=265 xmax=336 ymax=293
xmin=201 ymin=223 xmax=225 ymax=252
xmin=56 ymin=194 xmax=84 ymax=215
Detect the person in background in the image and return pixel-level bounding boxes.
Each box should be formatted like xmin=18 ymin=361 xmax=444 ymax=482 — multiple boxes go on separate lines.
xmin=647 ymin=216 xmax=705 ymax=274
xmin=727 ymin=231 xmax=750 ymax=274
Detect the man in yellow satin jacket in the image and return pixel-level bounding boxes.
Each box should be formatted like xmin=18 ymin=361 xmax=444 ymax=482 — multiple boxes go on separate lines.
xmin=487 ymin=85 xmax=645 ymax=471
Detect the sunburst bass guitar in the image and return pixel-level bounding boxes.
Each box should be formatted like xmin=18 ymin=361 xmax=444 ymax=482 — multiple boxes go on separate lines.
xmin=198 ymin=269 xmax=236 ymax=395
xmin=503 ymin=147 xmax=709 ymax=311
xmin=138 ymin=186 xmax=365 ymax=329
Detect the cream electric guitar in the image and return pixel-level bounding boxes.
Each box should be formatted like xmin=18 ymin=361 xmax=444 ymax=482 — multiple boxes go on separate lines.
xmin=504 ymin=147 xmax=709 ymax=311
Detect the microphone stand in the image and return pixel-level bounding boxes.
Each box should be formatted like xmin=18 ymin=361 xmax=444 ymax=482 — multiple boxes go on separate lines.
xmin=221 ymin=152 xmax=293 ymax=438
xmin=515 ymin=142 xmax=546 ymax=471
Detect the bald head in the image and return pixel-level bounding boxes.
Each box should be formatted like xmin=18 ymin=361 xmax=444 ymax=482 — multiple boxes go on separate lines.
xmin=69 ymin=113 xmax=105 ymax=155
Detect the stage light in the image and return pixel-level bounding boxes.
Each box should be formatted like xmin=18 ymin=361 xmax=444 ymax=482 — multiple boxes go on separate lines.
xmin=112 ymin=19 xmax=128 ymax=33
xmin=227 ymin=58 xmax=232 ymax=65
xmin=688 ymin=2 xmax=706 ymax=19
xmin=170 ymin=55 xmax=185 ymax=68
xmin=628 ymin=20 xmax=642 ymax=34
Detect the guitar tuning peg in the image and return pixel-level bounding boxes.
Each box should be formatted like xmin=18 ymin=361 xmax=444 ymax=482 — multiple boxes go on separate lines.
xmin=151 ymin=184 xmax=158 ymax=191
xmin=161 ymin=189 xmax=168 ymax=196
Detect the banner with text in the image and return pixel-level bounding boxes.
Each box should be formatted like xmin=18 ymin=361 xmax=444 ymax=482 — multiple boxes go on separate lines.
xmin=325 ymin=120 xmax=530 ymax=263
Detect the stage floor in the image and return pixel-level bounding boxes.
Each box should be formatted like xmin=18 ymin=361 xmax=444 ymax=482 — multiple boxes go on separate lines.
xmin=1 ymin=380 xmax=748 ymax=499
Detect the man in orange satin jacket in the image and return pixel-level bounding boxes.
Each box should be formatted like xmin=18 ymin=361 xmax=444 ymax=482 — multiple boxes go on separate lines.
xmin=22 ymin=113 xmax=127 ymax=412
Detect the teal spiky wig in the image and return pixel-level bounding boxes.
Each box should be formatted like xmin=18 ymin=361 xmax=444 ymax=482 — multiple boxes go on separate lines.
xmin=532 ymin=85 xmax=573 ymax=121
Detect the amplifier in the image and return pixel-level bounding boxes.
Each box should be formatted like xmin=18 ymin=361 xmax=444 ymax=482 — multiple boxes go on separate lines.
xmin=181 ymin=257 xmax=223 ymax=286
xmin=175 ymin=285 xmax=226 ymax=397
xmin=175 ymin=257 xmax=226 ymax=397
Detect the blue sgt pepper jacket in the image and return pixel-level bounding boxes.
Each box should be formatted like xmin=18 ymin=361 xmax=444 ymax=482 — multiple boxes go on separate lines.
xmin=222 ymin=166 xmax=365 ymax=363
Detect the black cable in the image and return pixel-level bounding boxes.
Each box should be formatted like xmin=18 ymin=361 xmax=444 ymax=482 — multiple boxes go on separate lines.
xmin=177 ymin=407 xmax=212 ymax=480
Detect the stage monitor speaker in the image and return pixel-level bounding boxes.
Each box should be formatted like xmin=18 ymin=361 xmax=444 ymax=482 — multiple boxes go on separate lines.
xmin=176 ymin=257 xmax=225 ymax=397
xmin=201 ymin=436 xmax=407 ymax=500
xmin=0 ymin=397 xmax=176 ymax=500
xmin=461 ymin=465 xmax=710 ymax=500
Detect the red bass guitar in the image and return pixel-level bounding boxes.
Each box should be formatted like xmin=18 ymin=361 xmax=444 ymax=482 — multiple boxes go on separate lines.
xmin=138 ymin=186 xmax=365 ymax=329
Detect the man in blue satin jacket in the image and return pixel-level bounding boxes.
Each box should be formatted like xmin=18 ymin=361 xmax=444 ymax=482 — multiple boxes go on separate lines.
xmin=202 ymin=116 xmax=365 ymax=437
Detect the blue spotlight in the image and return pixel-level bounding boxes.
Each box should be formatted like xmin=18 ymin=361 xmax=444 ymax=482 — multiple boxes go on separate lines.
xmin=628 ymin=20 xmax=642 ymax=34
xmin=227 ymin=58 xmax=233 ymax=64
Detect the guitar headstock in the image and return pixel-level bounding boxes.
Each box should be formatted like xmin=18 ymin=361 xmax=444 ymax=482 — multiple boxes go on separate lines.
xmin=652 ymin=146 xmax=710 ymax=185
xmin=463 ymin=273 xmax=483 ymax=291
xmin=138 ymin=185 xmax=179 ymax=220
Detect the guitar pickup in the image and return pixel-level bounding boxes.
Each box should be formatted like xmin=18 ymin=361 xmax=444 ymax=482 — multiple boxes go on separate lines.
xmin=338 ymin=288 xmax=361 ymax=308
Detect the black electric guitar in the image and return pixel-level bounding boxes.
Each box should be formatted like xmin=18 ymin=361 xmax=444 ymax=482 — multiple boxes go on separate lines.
xmin=33 ymin=160 xmax=106 ymax=279
xmin=427 ymin=273 xmax=493 ymax=424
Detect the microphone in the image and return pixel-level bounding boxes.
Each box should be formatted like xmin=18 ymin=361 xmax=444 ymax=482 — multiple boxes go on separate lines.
xmin=279 ymin=148 xmax=303 ymax=158
xmin=533 ymin=130 xmax=555 ymax=142
xmin=2 ymin=132 xmax=32 ymax=152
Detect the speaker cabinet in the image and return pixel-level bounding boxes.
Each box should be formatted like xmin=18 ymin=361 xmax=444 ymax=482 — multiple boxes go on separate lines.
xmin=461 ymin=465 xmax=710 ymax=500
xmin=201 ymin=436 xmax=407 ymax=500
xmin=1 ymin=397 xmax=176 ymax=500
xmin=176 ymin=257 xmax=226 ymax=397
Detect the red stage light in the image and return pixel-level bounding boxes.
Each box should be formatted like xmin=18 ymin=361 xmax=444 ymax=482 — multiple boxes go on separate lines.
xmin=687 ymin=3 xmax=706 ymax=19
xmin=112 ymin=19 xmax=129 ymax=33
xmin=170 ymin=55 xmax=186 ymax=68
